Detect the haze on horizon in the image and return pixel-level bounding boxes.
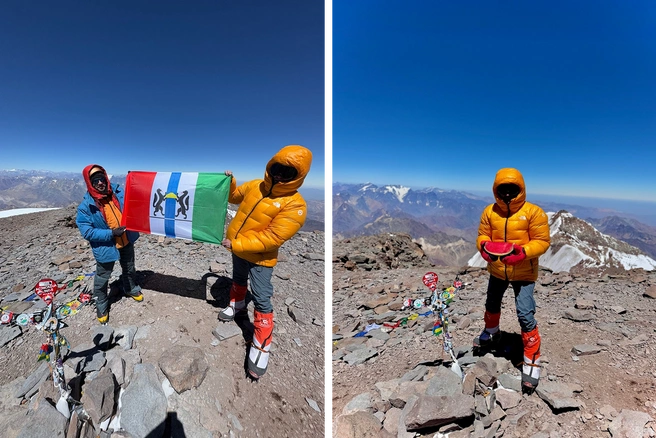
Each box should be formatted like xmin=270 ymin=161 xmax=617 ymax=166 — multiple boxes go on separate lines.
xmin=334 ymin=179 xmax=656 ymax=226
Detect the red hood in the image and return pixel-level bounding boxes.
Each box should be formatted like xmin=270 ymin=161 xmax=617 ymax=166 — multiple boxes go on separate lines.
xmin=82 ymin=164 xmax=113 ymax=201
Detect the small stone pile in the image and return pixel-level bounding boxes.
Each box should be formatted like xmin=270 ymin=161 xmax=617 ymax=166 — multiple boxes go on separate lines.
xmin=333 ymin=233 xmax=434 ymax=271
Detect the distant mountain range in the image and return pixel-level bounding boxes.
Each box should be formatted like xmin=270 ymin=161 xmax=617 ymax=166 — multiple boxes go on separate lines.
xmin=333 ymin=182 xmax=656 ymax=265
xmin=0 ymin=170 xmax=324 ymax=231
xmin=467 ymin=211 xmax=656 ymax=273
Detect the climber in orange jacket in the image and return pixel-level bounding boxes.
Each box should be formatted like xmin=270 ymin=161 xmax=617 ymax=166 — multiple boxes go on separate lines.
xmin=475 ymin=167 xmax=550 ymax=393
xmin=219 ymin=145 xmax=312 ymax=380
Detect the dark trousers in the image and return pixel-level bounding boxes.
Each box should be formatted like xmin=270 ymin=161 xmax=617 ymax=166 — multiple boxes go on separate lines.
xmin=93 ymin=243 xmax=141 ymax=317
xmin=485 ymin=274 xmax=537 ymax=332
xmin=232 ymin=253 xmax=274 ymax=314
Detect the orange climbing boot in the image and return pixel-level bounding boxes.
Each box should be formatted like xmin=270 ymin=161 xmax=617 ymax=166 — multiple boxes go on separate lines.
xmin=474 ymin=311 xmax=501 ymax=348
xmin=248 ymin=310 xmax=273 ymax=379
xmin=218 ymin=283 xmax=248 ymax=322
xmin=521 ymin=326 xmax=542 ymax=394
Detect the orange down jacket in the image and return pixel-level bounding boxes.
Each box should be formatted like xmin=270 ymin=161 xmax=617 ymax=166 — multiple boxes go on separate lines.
xmin=225 ymin=145 xmax=312 ymax=267
xmin=476 ymin=168 xmax=550 ymax=281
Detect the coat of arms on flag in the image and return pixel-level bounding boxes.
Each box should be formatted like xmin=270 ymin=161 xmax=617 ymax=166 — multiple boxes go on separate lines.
xmin=121 ymin=171 xmax=231 ymax=245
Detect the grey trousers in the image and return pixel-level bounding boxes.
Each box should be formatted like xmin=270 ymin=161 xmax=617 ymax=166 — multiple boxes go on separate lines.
xmin=232 ymin=253 xmax=274 ymax=314
xmin=93 ymin=243 xmax=141 ymax=317
xmin=485 ymin=274 xmax=537 ymax=332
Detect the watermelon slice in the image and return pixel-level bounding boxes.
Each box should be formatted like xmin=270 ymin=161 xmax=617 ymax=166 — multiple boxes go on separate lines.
xmin=483 ymin=241 xmax=515 ymax=257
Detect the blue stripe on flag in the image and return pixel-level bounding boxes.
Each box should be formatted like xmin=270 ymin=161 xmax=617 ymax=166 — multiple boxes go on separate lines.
xmin=164 ymin=172 xmax=181 ymax=237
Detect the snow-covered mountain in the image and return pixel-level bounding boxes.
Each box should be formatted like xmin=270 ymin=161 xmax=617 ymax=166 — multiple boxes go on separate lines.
xmin=333 ymin=182 xmax=488 ymax=236
xmin=468 ymin=210 xmax=656 ymax=272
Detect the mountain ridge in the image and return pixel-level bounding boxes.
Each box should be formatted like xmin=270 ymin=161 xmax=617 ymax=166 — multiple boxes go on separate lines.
xmin=334 ymin=182 xmax=656 ymax=261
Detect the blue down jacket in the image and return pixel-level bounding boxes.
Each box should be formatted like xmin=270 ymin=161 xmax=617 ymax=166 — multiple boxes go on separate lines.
xmin=76 ymin=183 xmax=139 ymax=263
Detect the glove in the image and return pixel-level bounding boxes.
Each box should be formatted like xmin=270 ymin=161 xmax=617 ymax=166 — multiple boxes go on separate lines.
xmin=501 ymin=244 xmax=526 ymax=265
xmin=480 ymin=241 xmax=494 ymax=263
xmin=112 ymin=226 xmax=126 ymax=237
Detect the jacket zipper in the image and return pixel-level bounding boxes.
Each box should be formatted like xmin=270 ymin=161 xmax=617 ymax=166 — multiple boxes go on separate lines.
xmin=504 ymin=200 xmax=511 ymax=281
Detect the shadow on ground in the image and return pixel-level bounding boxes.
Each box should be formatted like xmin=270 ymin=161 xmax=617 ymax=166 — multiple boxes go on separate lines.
xmin=472 ymin=331 xmax=525 ymax=369
xmin=106 ymin=271 xmax=233 ymax=305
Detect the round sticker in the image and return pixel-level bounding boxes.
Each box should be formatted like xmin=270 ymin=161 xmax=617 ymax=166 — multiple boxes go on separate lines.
xmin=422 ymin=272 xmax=439 ymax=291
xmin=0 ymin=313 xmax=13 ymax=324
xmin=57 ymin=305 xmax=72 ymax=319
xmin=16 ymin=314 xmax=30 ymax=326
xmin=35 ymin=278 xmax=58 ymax=305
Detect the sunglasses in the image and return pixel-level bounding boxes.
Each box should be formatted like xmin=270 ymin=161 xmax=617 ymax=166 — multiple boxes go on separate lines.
xmin=91 ymin=175 xmax=107 ymax=187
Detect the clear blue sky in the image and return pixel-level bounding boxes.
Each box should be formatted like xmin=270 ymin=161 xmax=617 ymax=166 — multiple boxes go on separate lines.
xmin=334 ymin=1 xmax=656 ymax=202
xmin=0 ymin=1 xmax=324 ymax=188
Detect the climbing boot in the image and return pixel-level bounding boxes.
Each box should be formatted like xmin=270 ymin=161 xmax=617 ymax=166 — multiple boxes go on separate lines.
xmin=473 ymin=311 xmax=501 ymax=348
xmin=219 ymin=283 xmax=248 ymax=322
xmin=521 ymin=326 xmax=541 ymax=394
xmin=248 ymin=310 xmax=273 ymax=379
xmin=128 ymin=292 xmax=143 ymax=302
xmin=97 ymin=313 xmax=109 ymax=325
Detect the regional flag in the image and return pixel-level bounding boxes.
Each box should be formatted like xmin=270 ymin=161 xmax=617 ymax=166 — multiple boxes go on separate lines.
xmin=121 ymin=171 xmax=231 ymax=245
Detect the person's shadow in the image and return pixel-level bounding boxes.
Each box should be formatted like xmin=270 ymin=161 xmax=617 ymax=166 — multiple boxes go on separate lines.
xmin=107 ymin=270 xmax=234 ymax=304
xmin=204 ymin=273 xmax=254 ymax=345
xmin=472 ymin=331 xmax=525 ymax=369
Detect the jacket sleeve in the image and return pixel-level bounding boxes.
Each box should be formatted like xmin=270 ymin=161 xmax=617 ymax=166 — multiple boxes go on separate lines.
xmin=228 ymin=177 xmax=245 ymax=204
xmin=231 ymin=200 xmax=307 ymax=254
xmin=476 ymin=205 xmax=493 ymax=250
xmin=76 ymin=202 xmax=114 ymax=243
xmin=524 ymin=206 xmax=550 ymax=258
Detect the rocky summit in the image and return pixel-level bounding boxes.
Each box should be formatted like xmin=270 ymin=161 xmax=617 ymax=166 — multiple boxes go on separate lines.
xmin=333 ymin=233 xmax=656 ymax=437
xmin=0 ymin=207 xmax=325 ymax=438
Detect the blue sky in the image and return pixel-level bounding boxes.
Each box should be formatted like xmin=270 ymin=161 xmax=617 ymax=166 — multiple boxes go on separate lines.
xmin=0 ymin=1 xmax=324 ymax=188
xmin=334 ymin=1 xmax=656 ymax=203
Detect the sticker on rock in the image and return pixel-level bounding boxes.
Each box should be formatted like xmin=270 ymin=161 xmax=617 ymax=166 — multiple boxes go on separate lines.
xmin=0 ymin=312 xmax=14 ymax=324
xmin=35 ymin=278 xmax=58 ymax=305
xmin=16 ymin=313 xmax=30 ymax=326
xmin=56 ymin=305 xmax=72 ymax=319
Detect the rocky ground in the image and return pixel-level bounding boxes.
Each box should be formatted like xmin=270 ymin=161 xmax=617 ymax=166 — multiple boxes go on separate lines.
xmin=332 ymin=234 xmax=656 ymax=437
xmin=0 ymin=206 xmax=325 ymax=438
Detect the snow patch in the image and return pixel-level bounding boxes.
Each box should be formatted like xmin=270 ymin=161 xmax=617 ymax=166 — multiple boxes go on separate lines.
xmin=540 ymin=245 xmax=592 ymax=273
xmin=609 ymin=249 xmax=656 ymax=270
xmin=384 ymin=185 xmax=410 ymax=202
xmin=0 ymin=208 xmax=61 ymax=219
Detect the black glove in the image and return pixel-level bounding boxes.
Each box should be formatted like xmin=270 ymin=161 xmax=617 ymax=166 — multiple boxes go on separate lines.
xmin=112 ymin=226 xmax=126 ymax=237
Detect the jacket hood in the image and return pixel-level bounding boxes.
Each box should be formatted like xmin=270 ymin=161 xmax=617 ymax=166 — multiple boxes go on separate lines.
xmin=264 ymin=145 xmax=313 ymax=196
xmin=492 ymin=168 xmax=526 ymax=212
xmin=82 ymin=164 xmax=113 ymax=201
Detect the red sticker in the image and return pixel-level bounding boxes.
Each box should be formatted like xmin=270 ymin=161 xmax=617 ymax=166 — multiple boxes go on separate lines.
xmin=422 ymin=272 xmax=439 ymax=291
xmin=35 ymin=279 xmax=58 ymax=305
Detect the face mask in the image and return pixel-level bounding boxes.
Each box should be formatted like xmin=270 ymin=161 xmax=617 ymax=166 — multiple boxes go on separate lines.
xmin=270 ymin=163 xmax=297 ymax=182
xmin=497 ymin=183 xmax=520 ymax=202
